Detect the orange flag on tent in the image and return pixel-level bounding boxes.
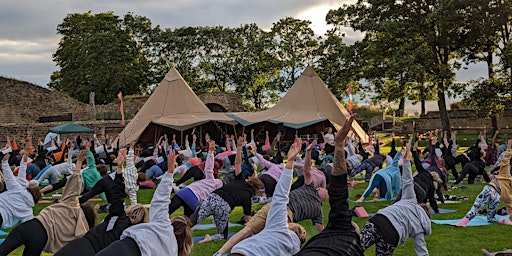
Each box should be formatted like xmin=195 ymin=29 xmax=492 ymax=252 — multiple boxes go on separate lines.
xmin=117 ymin=92 xmax=125 ymax=126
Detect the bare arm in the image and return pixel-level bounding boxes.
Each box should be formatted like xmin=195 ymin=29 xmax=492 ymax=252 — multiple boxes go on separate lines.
xmin=333 ymin=114 xmax=356 ymax=176
xmin=234 ymin=136 xmax=244 ymax=176
xmin=304 ymin=140 xmax=316 ymax=185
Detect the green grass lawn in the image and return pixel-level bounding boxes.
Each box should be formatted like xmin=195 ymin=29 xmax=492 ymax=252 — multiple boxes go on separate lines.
xmin=4 ymin=139 xmax=511 ymax=255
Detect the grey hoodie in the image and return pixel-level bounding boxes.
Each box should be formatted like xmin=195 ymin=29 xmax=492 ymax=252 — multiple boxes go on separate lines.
xmin=376 ymin=159 xmax=431 ymax=256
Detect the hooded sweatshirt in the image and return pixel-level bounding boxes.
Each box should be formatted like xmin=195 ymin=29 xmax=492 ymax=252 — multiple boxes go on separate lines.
xmin=376 ymin=159 xmax=431 ymax=255
xmin=0 ymin=159 xmax=34 ymax=229
xmin=231 ymin=167 xmax=300 ymax=256
xmin=362 ymin=152 xmax=402 ymax=199
xmin=495 ymin=150 xmax=512 ymax=215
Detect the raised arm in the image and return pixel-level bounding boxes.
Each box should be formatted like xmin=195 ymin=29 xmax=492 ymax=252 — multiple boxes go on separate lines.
xmin=399 ymin=140 xmax=416 ymax=201
xmin=2 ymin=153 xmax=24 ymax=192
xmin=346 ymin=137 xmax=356 ymax=157
xmin=60 ymin=150 xmax=86 ymax=206
xmin=265 ymin=138 xmax=301 ymax=232
xmin=205 ymin=140 xmax=216 ymax=180
xmin=126 ymin=141 xmax=136 ymax=173
xmin=16 ymin=150 xmax=29 ymax=188
xmin=255 ymin=152 xmax=276 ymax=169
xmin=498 ymin=140 xmax=512 ymax=177
xmin=304 ymin=140 xmax=316 ymax=185
xmin=150 ymin=150 xmax=176 ymax=224
xmin=234 ymin=136 xmax=244 ymax=177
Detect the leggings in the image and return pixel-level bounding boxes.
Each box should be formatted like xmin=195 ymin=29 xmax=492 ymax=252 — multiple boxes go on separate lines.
xmin=174 ymin=166 xmax=205 ymax=186
xmin=360 ymin=221 xmax=396 ymax=256
xmin=169 ymin=195 xmax=195 ymax=216
xmin=0 ymin=219 xmax=48 ymax=256
xmin=191 ymin=193 xmax=231 ymax=240
xmin=96 ymin=237 xmax=141 ymax=256
xmin=351 ymin=160 xmax=377 ymax=182
xmin=465 ymin=185 xmax=501 ymax=223
xmin=54 ymin=237 xmax=96 ymax=256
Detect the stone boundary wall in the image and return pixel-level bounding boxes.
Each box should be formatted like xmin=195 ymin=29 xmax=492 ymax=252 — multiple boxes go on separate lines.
xmin=0 ymin=120 xmax=125 ymax=145
xmin=416 ymin=110 xmax=512 ymax=133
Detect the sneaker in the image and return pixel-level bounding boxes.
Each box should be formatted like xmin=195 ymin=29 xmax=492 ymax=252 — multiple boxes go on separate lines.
xmin=262 ymin=197 xmax=273 ymax=203
xmin=172 ymin=183 xmax=181 ymax=192
xmin=252 ymin=196 xmax=263 ymax=204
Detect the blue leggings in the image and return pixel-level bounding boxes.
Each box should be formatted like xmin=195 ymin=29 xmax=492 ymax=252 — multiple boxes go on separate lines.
xmin=363 ymin=174 xmax=387 ymax=199
xmin=465 ymin=185 xmax=500 ymax=223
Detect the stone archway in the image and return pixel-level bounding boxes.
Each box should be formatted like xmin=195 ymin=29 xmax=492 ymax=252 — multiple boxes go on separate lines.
xmin=205 ymin=103 xmax=228 ymax=112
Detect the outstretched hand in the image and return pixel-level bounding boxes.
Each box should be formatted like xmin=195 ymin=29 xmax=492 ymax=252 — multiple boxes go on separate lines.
xmin=335 ymin=114 xmax=356 ymax=145
xmin=287 ymin=138 xmax=302 ymax=162
xmin=167 ymin=150 xmax=177 ymax=175
xmin=307 ymin=140 xmax=316 ymax=152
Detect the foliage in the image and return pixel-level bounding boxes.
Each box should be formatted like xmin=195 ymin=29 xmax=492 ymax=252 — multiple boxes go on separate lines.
xmin=50 ymin=12 xmax=150 ymax=104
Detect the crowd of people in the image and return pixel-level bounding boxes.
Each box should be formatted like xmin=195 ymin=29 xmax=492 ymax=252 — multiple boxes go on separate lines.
xmin=0 ymin=119 xmax=510 ymax=255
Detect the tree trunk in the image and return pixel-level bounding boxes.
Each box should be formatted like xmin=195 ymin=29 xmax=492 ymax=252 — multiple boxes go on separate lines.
xmin=491 ymin=114 xmax=498 ymax=135
xmin=397 ymin=97 xmax=405 ymax=117
xmin=436 ymin=84 xmax=451 ymax=135
xmin=421 ymin=100 xmax=426 ymax=116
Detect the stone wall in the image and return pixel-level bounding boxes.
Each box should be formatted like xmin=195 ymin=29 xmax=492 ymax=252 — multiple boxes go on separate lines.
xmin=198 ymin=92 xmax=244 ymax=112
xmin=416 ymin=109 xmax=512 ymax=133
xmin=0 ymin=120 xmax=125 ymax=145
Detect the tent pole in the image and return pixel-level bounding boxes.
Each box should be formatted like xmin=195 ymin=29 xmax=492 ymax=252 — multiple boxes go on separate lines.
xmin=154 ymin=126 xmax=158 ymax=146
xmin=181 ymin=130 xmax=183 ymax=147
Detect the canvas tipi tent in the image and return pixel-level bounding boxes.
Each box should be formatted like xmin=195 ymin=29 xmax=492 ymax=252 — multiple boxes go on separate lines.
xmin=227 ymin=66 xmax=369 ymax=143
xmin=115 ymin=67 xmax=235 ymax=147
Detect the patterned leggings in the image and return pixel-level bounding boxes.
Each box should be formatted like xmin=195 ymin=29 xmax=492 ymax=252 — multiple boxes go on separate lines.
xmin=195 ymin=193 xmax=232 ymax=240
xmin=351 ymin=161 xmax=376 ymax=182
xmin=360 ymin=221 xmax=396 ymax=256
xmin=465 ymin=185 xmax=500 ymax=223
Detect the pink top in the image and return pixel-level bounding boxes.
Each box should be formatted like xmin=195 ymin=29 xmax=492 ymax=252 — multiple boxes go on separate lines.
xmin=256 ymin=153 xmax=283 ymax=182
xmin=188 ymin=152 xmax=223 ymax=201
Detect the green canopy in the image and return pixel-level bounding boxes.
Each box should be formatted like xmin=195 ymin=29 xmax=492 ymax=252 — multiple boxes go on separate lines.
xmin=49 ymin=122 xmax=95 ymax=134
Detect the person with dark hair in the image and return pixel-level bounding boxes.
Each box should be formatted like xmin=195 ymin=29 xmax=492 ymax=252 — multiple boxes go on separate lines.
xmin=360 ymin=140 xmax=431 ymax=256
xmin=190 ymin=136 xmax=263 ymax=244
xmin=0 ymin=150 xmax=97 ymax=256
xmin=295 ymin=114 xmax=363 ymax=256
xmin=168 ymin=140 xmax=223 ymax=216
xmin=408 ymin=139 xmax=440 ymax=214
xmin=229 ymin=138 xmax=307 ymax=256
xmin=0 ymin=150 xmax=41 ymax=229
xmin=96 ymin=150 xmax=193 ymax=256
xmin=55 ymin=151 xmax=149 ymax=256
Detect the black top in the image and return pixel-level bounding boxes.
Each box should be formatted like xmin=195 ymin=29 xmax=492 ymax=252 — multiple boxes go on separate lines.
xmin=83 ymin=173 xmax=131 ymax=252
xmin=412 ymin=148 xmax=439 ymax=213
xmin=295 ymin=174 xmax=363 ymax=256
xmin=213 ymin=172 xmax=252 ymax=215
xmin=370 ymin=214 xmax=399 ymax=246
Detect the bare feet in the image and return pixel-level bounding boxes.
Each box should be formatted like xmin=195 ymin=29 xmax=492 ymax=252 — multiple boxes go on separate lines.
xmin=198 ymin=234 xmax=212 ymax=244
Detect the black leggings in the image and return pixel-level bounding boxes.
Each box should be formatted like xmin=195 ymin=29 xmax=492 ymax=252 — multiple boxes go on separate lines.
xmin=169 ymin=195 xmax=195 ymax=216
xmin=0 ymin=219 xmax=48 ymax=256
xmin=96 ymin=237 xmax=141 ymax=256
xmin=259 ymin=174 xmax=277 ymax=197
xmin=174 ymin=166 xmax=205 ymax=186
xmin=54 ymin=237 xmax=96 ymax=256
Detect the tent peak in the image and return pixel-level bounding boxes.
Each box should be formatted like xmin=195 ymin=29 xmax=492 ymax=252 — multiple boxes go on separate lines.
xmin=163 ymin=67 xmax=184 ymax=83
xmin=302 ymin=66 xmax=318 ymax=77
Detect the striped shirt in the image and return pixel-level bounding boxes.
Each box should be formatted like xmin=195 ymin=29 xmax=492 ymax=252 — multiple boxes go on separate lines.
xmin=288 ymin=183 xmax=323 ymax=225
xmin=124 ymin=148 xmax=138 ymax=190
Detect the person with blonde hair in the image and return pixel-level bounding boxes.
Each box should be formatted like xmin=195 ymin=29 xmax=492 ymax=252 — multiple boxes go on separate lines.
xmin=96 ymin=150 xmax=193 ymax=256
xmin=55 ymin=151 xmax=149 ymax=256
xmin=0 ymin=150 xmax=97 ymax=256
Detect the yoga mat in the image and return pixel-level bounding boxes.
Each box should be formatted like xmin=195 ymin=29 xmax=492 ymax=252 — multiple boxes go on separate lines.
xmin=431 ymin=215 xmax=511 ymax=227
xmin=193 ymin=232 xmax=236 ymax=243
xmin=192 ymin=222 xmax=242 ymax=231
xmin=38 ymin=200 xmax=54 ymax=204
xmin=0 ymin=230 xmax=8 ymax=236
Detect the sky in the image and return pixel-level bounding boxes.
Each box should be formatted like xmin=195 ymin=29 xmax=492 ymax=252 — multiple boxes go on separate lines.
xmin=0 ymin=0 xmax=487 ymax=113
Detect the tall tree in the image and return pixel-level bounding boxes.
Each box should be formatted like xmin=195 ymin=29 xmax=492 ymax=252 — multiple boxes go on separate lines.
xmin=271 ymin=17 xmax=319 ymax=90
xmin=50 ymin=12 xmax=150 ymax=104
xmin=231 ymin=24 xmax=281 ymax=110
xmin=329 ymin=0 xmax=474 ymax=133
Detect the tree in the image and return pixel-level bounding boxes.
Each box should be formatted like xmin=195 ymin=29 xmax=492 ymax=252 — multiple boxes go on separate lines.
xmin=271 ymin=17 xmax=319 ymax=90
xmin=50 ymin=12 xmax=150 ymax=104
xmin=328 ymin=0 xmax=475 ymax=133
xmin=231 ymin=24 xmax=281 ymax=110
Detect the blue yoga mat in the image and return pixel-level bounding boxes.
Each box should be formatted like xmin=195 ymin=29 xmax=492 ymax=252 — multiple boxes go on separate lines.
xmin=431 ymin=215 xmax=510 ymax=226
xmin=348 ymin=198 xmax=394 ymax=203
xmin=0 ymin=230 xmax=8 ymax=236
xmin=193 ymin=232 xmax=236 ymax=243
xmin=192 ymin=222 xmax=242 ymax=231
